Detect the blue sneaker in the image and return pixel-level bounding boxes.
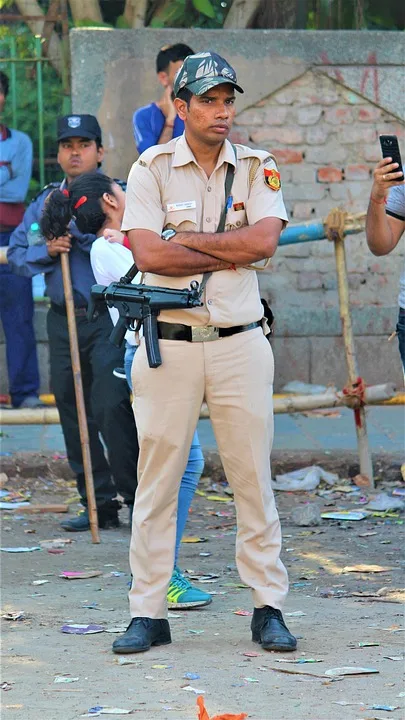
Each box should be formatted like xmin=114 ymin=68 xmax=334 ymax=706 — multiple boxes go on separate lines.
xmin=167 ymin=567 xmax=212 ymax=610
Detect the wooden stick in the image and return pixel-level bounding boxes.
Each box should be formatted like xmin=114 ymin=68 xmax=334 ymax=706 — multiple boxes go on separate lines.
xmin=9 ymin=504 xmax=68 ymax=514
xmin=60 ymin=253 xmax=100 ymax=543
xmin=327 ymin=210 xmax=374 ymax=487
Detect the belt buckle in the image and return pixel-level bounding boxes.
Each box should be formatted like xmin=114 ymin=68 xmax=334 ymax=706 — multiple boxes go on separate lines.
xmin=191 ymin=326 xmax=219 ymax=342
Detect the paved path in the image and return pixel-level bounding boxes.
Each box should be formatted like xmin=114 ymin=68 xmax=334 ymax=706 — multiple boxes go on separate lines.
xmin=1 ymin=406 xmax=404 ymax=455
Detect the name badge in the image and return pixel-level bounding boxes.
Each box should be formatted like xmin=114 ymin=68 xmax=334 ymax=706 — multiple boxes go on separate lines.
xmin=167 ymin=201 xmax=196 ymax=212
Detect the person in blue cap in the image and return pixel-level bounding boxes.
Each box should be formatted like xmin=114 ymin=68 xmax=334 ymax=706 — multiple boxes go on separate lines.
xmin=7 ymin=114 xmax=139 ymax=531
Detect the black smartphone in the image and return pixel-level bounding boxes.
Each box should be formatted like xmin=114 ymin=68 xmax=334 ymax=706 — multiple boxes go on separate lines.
xmin=379 ymin=135 xmax=404 ymax=179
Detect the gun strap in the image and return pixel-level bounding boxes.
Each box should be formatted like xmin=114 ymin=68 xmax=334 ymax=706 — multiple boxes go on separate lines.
xmin=199 ymin=143 xmax=237 ymax=297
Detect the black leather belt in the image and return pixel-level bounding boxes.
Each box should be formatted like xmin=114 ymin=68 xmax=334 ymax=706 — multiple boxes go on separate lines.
xmin=157 ymin=320 xmax=261 ymax=342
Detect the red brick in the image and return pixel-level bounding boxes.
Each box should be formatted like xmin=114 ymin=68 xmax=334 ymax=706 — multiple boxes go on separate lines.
xmin=272 ymin=149 xmax=303 ymax=164
xmin=358 ymin=106 xmax=382 ymax=122
xmin=317 ymin=167 xmax=343 ymax=183
xmin=251 ymin=127 xmax=304 ymax=145
xmin=325 ymin=107 xmax=353 ymax=125
xmin=344 ymin=164 xmax=371 ymax=181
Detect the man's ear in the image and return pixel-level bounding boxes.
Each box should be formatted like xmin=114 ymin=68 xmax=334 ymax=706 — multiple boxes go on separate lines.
xmin=174 ymin=97 xmax=187 ymax=121
xmin=97 ymin=145 xmax=104 ymax=164
xmin=157 ymin=71 xmax=169 ymax=88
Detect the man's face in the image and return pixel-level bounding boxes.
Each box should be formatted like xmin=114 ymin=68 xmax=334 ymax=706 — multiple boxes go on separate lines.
xmin=57 ymin=137 xmax=104 ymax=179
xmin=175 ymin=84 xmax=236 ymax=147
xmin=158 ymin=60 xmax=185 ymax=89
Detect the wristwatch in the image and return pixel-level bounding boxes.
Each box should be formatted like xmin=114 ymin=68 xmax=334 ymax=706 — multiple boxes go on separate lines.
xmin=161 ymin=228 xmax=177 ymax=242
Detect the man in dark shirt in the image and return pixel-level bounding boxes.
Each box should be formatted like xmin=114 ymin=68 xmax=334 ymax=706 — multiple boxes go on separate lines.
xmin=133 ymin=44 xmax=194 ymax=154
xmin=8 ymin=115 xmax=138 ymax=531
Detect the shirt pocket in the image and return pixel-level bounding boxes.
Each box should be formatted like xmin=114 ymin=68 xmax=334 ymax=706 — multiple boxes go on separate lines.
xmin=225 ymin=206 xmax=247 ymax=231
xmin=164 ymin=209 xmax=198 ymax=231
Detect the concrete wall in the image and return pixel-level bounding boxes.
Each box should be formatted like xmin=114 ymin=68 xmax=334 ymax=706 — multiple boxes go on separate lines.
xmin=2 ymin=30 xmax=403 ymax=396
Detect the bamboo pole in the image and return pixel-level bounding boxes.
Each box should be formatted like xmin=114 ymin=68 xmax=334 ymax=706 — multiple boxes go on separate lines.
xmin=60 ymin=253 xmax=99 ymax=543
xmin=1 ymin=383 xmax=397 ymax=425
xmin=326 ymin=209 xmax=374 ymax=487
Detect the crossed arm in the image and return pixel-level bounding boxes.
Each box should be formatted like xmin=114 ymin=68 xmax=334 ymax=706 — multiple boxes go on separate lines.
xmin=128 ymin=217 xmax=282 ymax=277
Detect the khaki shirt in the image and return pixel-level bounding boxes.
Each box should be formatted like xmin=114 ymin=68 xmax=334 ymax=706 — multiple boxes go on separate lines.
xmin=122 ymin=134 xmax=288 ymax=327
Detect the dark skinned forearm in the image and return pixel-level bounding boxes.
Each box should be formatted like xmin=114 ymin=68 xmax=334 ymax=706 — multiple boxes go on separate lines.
xmin=128 ymin=229 xmax=230 ymax=277
xmin=172 ymin=218 xmax=283 ymax=265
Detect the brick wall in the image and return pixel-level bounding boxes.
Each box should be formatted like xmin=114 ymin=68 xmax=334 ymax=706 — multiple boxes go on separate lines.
xmin=231 ymin=70 xmax=404 ymax=313
xmin=229 ymin=71 xmax=404 ymax=387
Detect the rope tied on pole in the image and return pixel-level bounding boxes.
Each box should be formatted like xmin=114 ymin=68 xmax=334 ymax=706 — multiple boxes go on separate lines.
xmin=343 ymin=376 xmax=367 ymax=427
xmin=325 ymin=207 xmax=347 ymax=243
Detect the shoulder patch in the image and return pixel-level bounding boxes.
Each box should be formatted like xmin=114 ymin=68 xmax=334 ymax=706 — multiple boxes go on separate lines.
xmin=264 ymin=167 xmax=281 ymax=191
xmin=32 ymin=181 xmax=60 ymax=203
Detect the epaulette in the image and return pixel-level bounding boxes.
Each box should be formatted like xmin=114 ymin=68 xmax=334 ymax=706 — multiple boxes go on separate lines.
xmin=113 ymin=178 xmax=127 ymax=192
xmin=32 ymin=181 xmax=60 ymax=203
xmin=235 ymin=145 xmax=277 ymax=165
xmin=136 ymin=138 xmax=177 ymax=168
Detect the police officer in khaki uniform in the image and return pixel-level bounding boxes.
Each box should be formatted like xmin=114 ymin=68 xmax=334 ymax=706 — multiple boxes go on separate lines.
xmin=113 ymin=52 xmax=296 ymax=655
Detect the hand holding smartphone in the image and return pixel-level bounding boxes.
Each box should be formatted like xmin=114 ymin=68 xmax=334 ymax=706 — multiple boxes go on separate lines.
xmin=379 ymin=135 xmax=404 ymax=181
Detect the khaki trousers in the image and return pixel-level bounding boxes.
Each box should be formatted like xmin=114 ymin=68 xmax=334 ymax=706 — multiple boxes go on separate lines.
xmin=129 ymin=326 xmax=288 ymax=618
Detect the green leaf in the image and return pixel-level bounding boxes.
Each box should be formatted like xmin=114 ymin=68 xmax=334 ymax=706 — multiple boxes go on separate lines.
xmin=115 ymin=15 xmax=131 ymax=29
xmin=150 ymin=17 xmax=165 ymax=27
xmin=192 ymin=0 xmax=215 ymax=19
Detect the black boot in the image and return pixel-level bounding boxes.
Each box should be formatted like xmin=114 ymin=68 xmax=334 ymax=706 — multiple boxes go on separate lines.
xmin=61 ymin=505 xmax=120 ymax=532
xmin=251 ymin=606 xmax=297 ymax=652
xmin=112 ymin=618 xmax=171 ymax=654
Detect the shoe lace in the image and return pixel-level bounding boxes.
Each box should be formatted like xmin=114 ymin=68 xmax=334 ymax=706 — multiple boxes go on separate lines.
xmin=170 ymin=568 xmax=192 ymax=592
xmin=267 ymin=607 xmax=287 ymax=629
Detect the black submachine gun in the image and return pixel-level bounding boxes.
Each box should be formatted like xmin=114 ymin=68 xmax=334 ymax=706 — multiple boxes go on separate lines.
xmin=87 ymin=263 xmax=202 ymax=368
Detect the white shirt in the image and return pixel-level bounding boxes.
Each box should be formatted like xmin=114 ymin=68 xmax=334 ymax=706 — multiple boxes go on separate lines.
xmin=90 ymin=237 xmax=141 ymax=346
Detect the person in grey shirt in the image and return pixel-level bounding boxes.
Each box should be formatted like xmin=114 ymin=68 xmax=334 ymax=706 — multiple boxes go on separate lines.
xmin=366 ymin=155 xmax=405 ymax=373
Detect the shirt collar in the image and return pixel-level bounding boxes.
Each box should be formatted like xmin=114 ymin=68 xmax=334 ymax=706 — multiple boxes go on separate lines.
xmin=172 ymin=133 xmax=237 ymax=171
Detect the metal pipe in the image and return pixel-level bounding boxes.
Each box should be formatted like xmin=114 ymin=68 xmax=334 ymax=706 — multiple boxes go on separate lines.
xmin=0 ymin=383 xmax=397 ymax=425
xmin=9 ymin=37 xmax=18 ymax=129
xmin=34 ymin=36 xmax=45 ymax=189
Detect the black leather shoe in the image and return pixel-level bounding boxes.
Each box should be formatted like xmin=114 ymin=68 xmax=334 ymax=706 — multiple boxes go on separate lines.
xmin=112 ymin=617 xmax=171 ymax=654
xmin=251 ymin=606 xmax=297 ymax=652
xmin=61 ymin=508 xmax=120 ymax=532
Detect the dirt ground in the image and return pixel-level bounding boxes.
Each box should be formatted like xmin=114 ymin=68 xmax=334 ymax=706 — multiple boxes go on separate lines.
xmin=1 ymin=451 xmax=404 ymax=720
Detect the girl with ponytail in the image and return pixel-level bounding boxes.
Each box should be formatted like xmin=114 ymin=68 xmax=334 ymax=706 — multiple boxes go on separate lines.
xmin=41 ymin=171 xmax=210 ymax=612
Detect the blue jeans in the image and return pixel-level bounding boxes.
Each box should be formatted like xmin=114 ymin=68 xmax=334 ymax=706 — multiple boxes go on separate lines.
xmin=397 ymin=307 xmax=405 ymax=374
xmin=0 ymin=229 xmax=40 ymax=407
xmin=124 ymin=342 xmax=204 ymax=566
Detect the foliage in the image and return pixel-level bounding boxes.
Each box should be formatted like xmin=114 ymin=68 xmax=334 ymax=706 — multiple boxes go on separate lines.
xmin=0 ymin=25 xmax=65 ymax=195
xmin=148 ymin=0 xmax=228 ymax=29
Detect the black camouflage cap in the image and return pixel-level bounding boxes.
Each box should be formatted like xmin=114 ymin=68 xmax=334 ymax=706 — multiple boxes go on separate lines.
xmin=173 ymin=51 xmax=244 ymax=97
xmin=57 ymin=114 xmax=102 ymax=142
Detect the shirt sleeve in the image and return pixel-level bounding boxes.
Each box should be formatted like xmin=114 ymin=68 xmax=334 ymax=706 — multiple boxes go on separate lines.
xmin=7 ymin=194 xmax=56 ymax=278
xmin=246 ymin=157 xmax=289 ymax=227
xmin=133 ymin=107 xmax=158 ymax=155
xmin=385 ymin=178 xmax=405 ymax=220
xmin=90 ymin=238 xmax=135 ymax=286
xmin=122 ymin=161 xmax=165 ymax=236
xmin=0 ymin=164 xmax=12 ymax=186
